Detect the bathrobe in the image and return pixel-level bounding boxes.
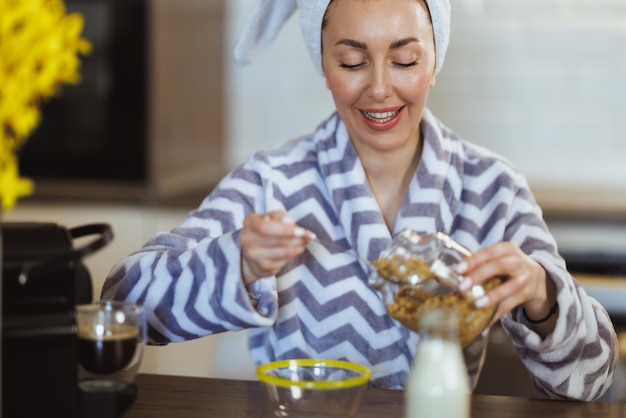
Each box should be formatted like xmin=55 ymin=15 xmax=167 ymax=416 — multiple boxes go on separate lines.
xmin=102 ymin=108 xmax=617 ymax=400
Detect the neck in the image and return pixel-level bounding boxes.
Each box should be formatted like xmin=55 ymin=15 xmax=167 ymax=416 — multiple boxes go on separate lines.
xmin=357 ymin=132 xmax=424 ymax=231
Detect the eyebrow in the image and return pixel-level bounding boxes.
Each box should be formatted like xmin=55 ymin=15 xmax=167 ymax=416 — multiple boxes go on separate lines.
xmin=336 ymin=39 xmax=368 ymax=50
xmin=335 ymin=37 xmax=419 ymax=50
xmin=390 ymin=37 xmax=419 ymax=49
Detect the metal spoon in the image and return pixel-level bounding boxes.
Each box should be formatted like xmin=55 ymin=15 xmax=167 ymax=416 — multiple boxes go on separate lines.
xmin=312 ymin=236 xmax=438 ymax=287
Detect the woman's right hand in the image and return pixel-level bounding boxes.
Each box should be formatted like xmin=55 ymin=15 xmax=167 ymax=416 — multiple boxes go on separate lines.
xmin=239 ymin=211 xmax=315 ymax=285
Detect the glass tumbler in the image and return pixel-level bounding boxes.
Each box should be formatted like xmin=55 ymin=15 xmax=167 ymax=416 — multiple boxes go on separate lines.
xmin=76 ymin=301 xmax=146 ymax=393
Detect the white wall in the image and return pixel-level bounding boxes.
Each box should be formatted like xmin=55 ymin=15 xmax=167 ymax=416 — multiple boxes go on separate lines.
xmin=428 ymin=0 xmax=626 ymax=189
xmin=225 ymin=0 xmax=334 ymax=168
xmin=226 ymin=0 xmax=626 ymax=190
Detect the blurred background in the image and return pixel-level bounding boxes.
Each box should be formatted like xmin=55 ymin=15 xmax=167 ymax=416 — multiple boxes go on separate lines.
xmin=6 ymin=0 xmax=626 ymax=399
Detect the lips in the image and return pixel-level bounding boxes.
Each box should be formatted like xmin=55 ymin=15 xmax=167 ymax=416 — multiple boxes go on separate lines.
xmin=359 ymin=107 xmax=404 ymax=130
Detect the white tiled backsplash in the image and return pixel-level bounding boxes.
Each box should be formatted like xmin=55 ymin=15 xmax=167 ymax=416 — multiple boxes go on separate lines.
xmin=425 ymin=0 xmax=626 ymax=188
xmin=227 ymin=0 xmax=626 ymax=190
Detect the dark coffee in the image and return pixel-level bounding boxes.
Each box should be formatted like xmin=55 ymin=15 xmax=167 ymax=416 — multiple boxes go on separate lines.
xmin=78 ymin=324 xmax=138 ymax=374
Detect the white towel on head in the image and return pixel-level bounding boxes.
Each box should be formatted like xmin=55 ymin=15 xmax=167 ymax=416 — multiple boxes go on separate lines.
xmin=425 ymin=0 xmax=451 ymax=73
xmin=233 ymin=0 xmax=330 ymax=75
xmin=296 ymin=0 xmax=332 ymax=75
xmin=233 ymin=0 xmax=298 ymax=67
xmin=234 ymin=0 xmax=451 ymax=75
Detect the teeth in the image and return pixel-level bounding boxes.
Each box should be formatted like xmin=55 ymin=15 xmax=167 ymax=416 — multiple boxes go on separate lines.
xmin=363 ymin=110 xmax=399 ymax=123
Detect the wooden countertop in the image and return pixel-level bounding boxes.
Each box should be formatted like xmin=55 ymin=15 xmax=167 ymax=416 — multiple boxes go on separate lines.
xmin=125 ymin=374 xmax=622 ymax=418
xmin=576 ymin=274 xmax=626 ymax=287
xmin=573 ymin=274 xmax=626 ymax=324
xmin=532 ymin=183 xmax=626 ymax=218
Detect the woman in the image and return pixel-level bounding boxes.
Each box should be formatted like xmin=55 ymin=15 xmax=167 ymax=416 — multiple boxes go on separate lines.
xmin=102 ymin=0 xmax=618 ymax=400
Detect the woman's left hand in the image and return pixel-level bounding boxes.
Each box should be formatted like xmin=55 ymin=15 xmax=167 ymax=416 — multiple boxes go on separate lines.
xmin=456 ymin=242 xmax=557 ymax=334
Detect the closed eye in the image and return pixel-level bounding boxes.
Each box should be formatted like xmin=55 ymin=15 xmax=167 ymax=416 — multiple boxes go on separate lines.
xmin=395 ymin=61 xmax=418 ymax=68
xmin=339 ymin=62 xmax=364 ymax=70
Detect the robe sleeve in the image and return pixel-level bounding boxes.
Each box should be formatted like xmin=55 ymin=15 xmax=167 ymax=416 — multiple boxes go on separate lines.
xmin=500 ymin=258 xmax=618 ymax=401
xmin=499 ymin=180 xmax=619 ymax=401
xmin=101 ymin=156 xmax=280 ymax=344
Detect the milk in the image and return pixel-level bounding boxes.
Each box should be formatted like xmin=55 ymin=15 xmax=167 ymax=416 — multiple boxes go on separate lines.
xmin=405 ymin=309 xmax=470 ymax=418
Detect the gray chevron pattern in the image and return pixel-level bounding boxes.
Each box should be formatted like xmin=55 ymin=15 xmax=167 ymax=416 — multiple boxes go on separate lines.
xmin=102 ymin=108 xmax=617 ymax=398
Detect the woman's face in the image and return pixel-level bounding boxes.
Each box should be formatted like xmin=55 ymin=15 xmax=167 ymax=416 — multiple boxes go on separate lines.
xmin=321 ymin=0 xmax=436 ymax=155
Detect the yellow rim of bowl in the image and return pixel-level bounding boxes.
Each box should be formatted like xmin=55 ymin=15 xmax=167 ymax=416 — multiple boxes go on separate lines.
xmin=256 ymin=359 xmax=372 ymax=390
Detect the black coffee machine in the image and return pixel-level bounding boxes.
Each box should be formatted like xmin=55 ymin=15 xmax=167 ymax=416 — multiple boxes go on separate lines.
xmin=1 ymin=222 xmax=136 ymax=417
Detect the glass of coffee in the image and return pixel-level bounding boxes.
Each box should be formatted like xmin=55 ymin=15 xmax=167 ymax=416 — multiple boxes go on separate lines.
xmin=76 ymin=301 xmax=146 ymax=393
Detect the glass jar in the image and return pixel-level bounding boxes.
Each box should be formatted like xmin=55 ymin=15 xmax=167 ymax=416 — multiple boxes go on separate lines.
xmin=368 ymin=229 xmax=501 ymax=349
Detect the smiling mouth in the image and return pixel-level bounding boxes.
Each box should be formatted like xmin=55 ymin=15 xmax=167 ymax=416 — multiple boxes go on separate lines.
xmin=361 ymin=108 xmax=402 ymax=123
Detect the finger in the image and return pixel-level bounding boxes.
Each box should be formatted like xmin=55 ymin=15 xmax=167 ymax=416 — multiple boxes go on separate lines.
xmin=243 ymin=213 xmax=313 ymax=258
xmin=458 ymin=242 xmax=517 ymax=274
xmin=475 ymin=277 xmax=525 ymax=322
xmin=245 ymin=249 xmax=298 ymax=273
xmin=242 ymin=235 xmax=310 ymax=277
xmin=458 ymin=249 xmax=520 ymax=290
xmin=258 ymin=212 xmax=316 ymax=241
xmin=246 ymin=231 xmax=311 ymax=256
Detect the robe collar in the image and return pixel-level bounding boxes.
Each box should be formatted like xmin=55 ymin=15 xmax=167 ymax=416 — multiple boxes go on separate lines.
xmin=314 ymin=109 xmax=459 ymax=261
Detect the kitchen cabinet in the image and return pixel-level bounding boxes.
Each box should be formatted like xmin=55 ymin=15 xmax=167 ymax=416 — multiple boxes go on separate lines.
xmin=22 ymin=0 xmax=227 ymax=204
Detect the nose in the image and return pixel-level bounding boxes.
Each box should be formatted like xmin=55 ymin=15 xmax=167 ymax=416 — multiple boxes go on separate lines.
xmin=367 ymin=64 xmax=392 ymax=102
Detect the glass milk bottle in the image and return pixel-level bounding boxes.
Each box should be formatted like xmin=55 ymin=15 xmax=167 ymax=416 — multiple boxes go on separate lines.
xmin=406 ymin=308 xmax=470 ymax=418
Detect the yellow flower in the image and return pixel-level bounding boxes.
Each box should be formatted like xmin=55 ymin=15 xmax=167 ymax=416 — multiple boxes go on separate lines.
xmin=0 ymin=143 xmax=34 ymax=211
xmin=0 ymin=0 xmax=91 ymax=211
